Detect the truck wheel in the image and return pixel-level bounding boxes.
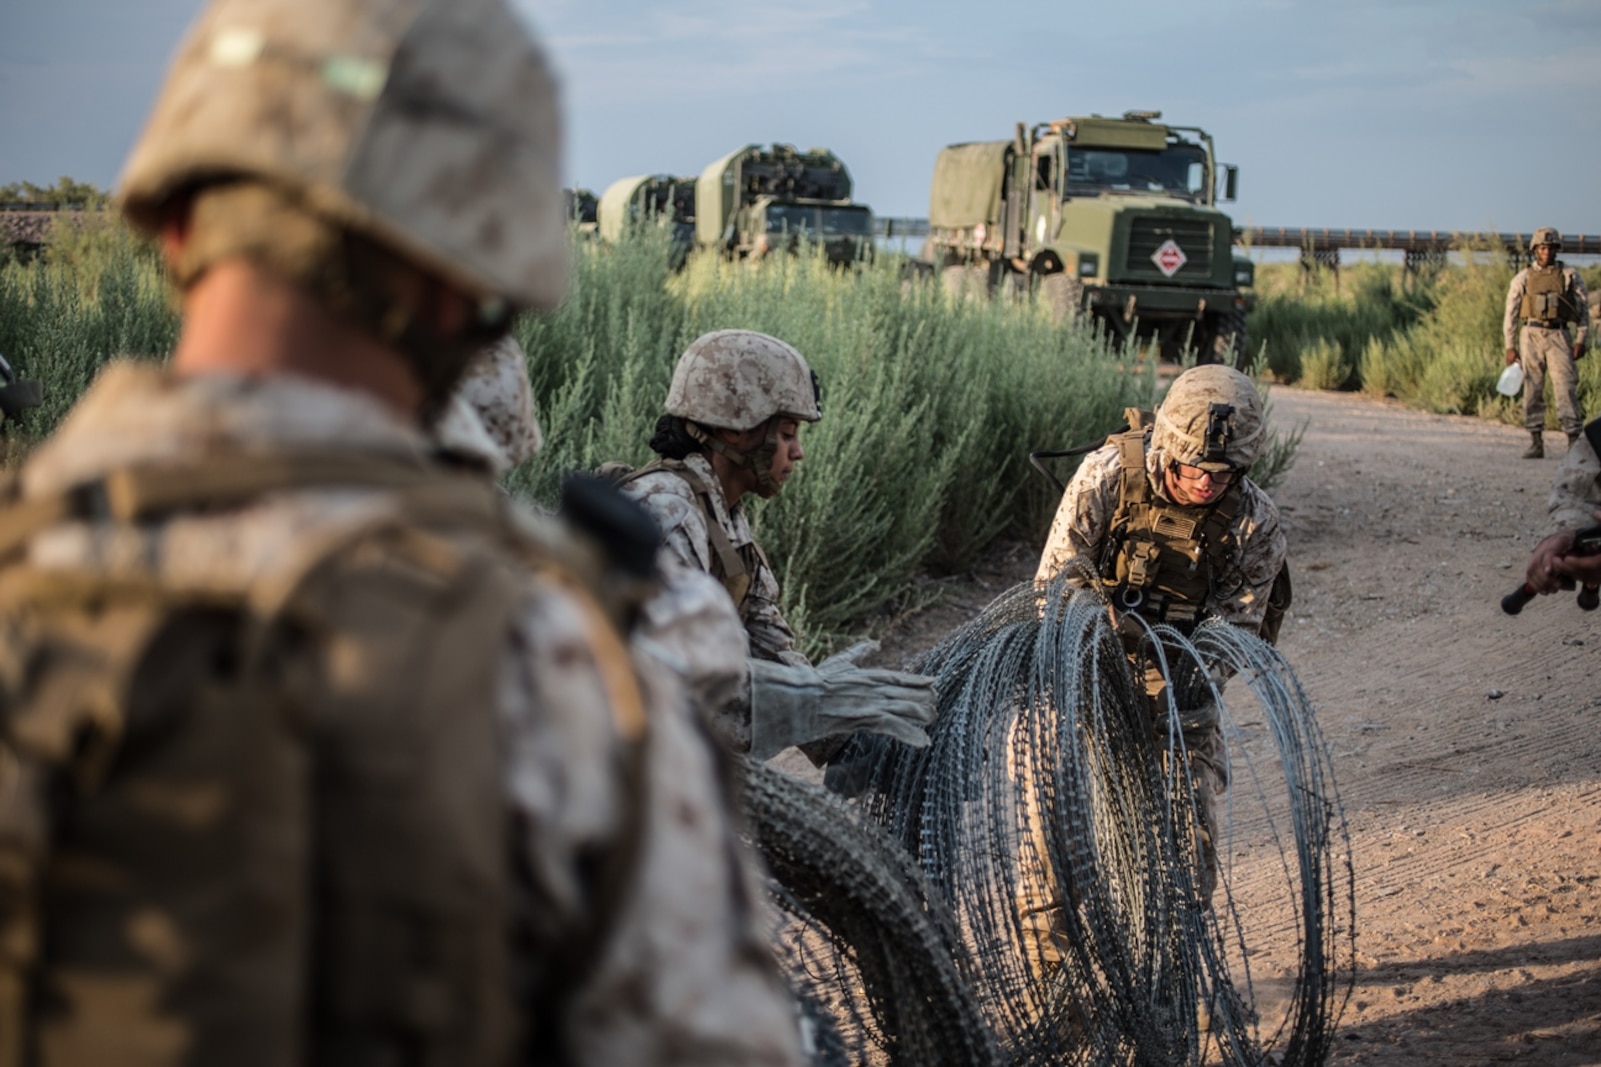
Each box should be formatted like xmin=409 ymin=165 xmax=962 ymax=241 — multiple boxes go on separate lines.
xmin=1038 ymin=271 xmax=1082 ymax=324
xmin=942 ymin=263 xmax=989 ymax=302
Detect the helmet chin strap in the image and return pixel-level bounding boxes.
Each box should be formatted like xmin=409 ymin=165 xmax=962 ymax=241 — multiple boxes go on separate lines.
xmin=687 ymin=418 xmax=783 ymax=498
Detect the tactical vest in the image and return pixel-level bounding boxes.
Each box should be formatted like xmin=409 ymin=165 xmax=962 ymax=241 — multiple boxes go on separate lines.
xmin=1521 ymin=264 xmax=1579 ymax=326
xmin=0 ymin=451 xmax=648 ymax=1067
xmin=611 ymin=458 xmax=765 ymax=615
xmin=1100 ymin=427 xmax=1246 ymax=633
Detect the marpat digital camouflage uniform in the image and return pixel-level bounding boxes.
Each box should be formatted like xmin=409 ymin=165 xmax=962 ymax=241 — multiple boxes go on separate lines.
xmin=1546 ymin=425 xmax=1601 ymax=534
xmin=1036 ymin=444 xmax=1286 ymax=630
xmin=1023 ymin=367 xmax=1285 ymax=964
xmin=625 ymin=452 xmax=804 ymax=753
xmin=0 ymin=0 xmax=804 ymax=1061
xmin=1504 ymin=250 xmax=1591 ymax=439
xmin=0 ymin=363 xmax=802 ymax=1066
xmin=444 ymin=336 xmax=542 ymax=473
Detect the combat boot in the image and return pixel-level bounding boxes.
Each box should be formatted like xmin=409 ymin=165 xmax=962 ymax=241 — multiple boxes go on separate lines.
xmin=1522 ymin=431 xmax=1544 ymax=459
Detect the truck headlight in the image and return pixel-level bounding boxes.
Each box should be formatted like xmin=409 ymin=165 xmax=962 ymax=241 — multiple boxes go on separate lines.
xmin=1233 ymin=266 xmax=1253 ymax=286
xmin=1079 ymin=255 xmax=1099 ymax=279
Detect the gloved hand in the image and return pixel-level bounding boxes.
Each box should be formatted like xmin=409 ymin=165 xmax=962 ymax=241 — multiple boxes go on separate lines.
xmin=747 ymin=640 xmax=938 ymax=761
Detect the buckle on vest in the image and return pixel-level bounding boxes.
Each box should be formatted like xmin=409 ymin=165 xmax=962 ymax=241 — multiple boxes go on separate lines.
xmin=1126 ymin=541 xmax=1160 ymax=587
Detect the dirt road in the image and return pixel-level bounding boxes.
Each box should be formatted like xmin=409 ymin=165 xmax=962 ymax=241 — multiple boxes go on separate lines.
xmin=1260 ymin=388 xmax=1601 ymax=1065
xmin=873 ymin=385 xmax=1601 ymax=1065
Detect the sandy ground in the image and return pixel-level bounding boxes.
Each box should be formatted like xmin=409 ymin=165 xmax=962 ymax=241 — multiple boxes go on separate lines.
xmin=854 ymin=385 xmax=1601 ymax=1066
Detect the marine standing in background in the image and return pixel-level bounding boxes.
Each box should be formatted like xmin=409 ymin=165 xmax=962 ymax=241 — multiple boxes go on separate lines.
xmin=1032 ymin=365 xmax=1287 ymax=933
xmin=0 ymin=1 xmax=803 ymax=1064
xmin=611 ymin=329 xmax=938 ymax=764
xmin=1505 ymin=227 xmax=1590 ymax=459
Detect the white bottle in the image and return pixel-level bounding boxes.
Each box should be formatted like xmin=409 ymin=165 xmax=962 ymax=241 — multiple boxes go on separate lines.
xmin=1496 ymin=362 xmax=1524 ymax=397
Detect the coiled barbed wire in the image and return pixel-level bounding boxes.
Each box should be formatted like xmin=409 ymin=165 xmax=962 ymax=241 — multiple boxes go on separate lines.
xmin=831 ymin=576 xmax=1354 ymax=1066
xmin=740 ymin=758 xmax=1004 ymax=1067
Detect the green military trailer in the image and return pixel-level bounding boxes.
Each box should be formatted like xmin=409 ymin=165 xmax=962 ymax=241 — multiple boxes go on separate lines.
xmin=927 ymin=110 xmax=1254 ymax=365
xmin=696 ymin=143 xmax=874 ymax=265
xmin=596 ymin=174 xmax=696 ymax=267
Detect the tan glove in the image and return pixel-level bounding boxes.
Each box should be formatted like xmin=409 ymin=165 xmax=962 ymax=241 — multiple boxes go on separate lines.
xmin=748 ymin=640 xmax=938 ymax=761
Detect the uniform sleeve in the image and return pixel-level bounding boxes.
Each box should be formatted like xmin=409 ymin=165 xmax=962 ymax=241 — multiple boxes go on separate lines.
xmin=457 ymin=336 xmax=541 ymax=467
xmin=567 ymin=655 xmax=804 ymax=1067
xmin=1035 ymin=446 xmax=1122 ymax=584
xmin=499 ymin=582 xmax=801 ymax=1066
xmin=1546 ymin=432 xmax=1601 ymax=535
xmin=628 ymin=473 xmax=715 ymax=576
xmin=635 ymin=556 xmax=756 ymax=752
xmin=1505 ymin=271 xmax=1528 ymax=351
xmin=1569 ymin=268 xmax=1590 ymax=353
xmin=743 ymin=557 xmax=807 ymax=668
xmin=1210 ymin=482 xmax=1287 ymax=631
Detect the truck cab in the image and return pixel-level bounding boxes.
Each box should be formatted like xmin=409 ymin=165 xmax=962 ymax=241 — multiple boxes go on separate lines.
xmin=929 ymin=111 xmax=1254 ymax=365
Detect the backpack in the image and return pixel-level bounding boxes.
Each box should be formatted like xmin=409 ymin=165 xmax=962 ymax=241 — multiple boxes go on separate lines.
xmin=0 ymin=451 xmax=648 ymax=1067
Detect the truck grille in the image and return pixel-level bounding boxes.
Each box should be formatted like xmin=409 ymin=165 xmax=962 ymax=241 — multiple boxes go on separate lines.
xmin=1125 ymin=217 xmax=1214 ymax=278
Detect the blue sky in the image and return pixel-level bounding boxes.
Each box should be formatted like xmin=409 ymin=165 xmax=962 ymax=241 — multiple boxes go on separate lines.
xmin=4 ymin=0 xmax=1599 ymax=232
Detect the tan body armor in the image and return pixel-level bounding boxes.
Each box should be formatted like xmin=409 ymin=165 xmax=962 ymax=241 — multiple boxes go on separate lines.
xmin=0 ymin=453 xmax=646 ymax=1067
xmin=1521 ymin=263 xmax=1580 ymax=327
xmin=613 ymin=459 xmax=764 ymax=617
xmin=1100 ymin=427 xmax=1244 ymax=633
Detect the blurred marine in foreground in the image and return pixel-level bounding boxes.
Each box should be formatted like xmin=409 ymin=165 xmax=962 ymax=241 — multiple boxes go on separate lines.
xmin=0 ymin=1 xmax=802 ymax=1064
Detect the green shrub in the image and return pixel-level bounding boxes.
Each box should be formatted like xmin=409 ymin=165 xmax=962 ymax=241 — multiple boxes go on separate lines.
xmin=0 ymin=217 xmax=173 ymax=440
xmin=1 ymin=220 xmax=1266 ymax=656
xmin=507 ymin=234 xmax=1156 ymax=651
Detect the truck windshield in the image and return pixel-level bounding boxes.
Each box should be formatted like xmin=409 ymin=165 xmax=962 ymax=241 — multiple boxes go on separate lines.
xmin=765 ymin=204 xmax=874 ymax=237
xmin=1064 ymin=144 xmax=1207 ymax=200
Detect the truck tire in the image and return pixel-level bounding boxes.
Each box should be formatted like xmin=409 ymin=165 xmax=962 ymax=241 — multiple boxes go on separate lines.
xmin=1038 ymin=271 xmax=1082 ymax=324
xmin=942 ymin=262 xmax=989 ymax=302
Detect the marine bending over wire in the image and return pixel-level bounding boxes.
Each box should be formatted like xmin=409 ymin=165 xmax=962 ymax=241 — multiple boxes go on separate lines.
xmin=1031 ymin=364 xmax=1289 ymax=945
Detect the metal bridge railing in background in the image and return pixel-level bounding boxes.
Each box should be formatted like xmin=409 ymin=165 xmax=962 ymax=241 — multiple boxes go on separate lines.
xmin=873 ymin=217 xmax=1601 ymax=259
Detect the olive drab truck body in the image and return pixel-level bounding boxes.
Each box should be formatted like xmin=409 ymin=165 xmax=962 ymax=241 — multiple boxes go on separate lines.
xmin=927 ymin=111 xmax=1254 ymax=365
xmin=696 ymin=144 xmax=874 ymax=265
xmin=597 ymin=173 xmax=696 ymax=267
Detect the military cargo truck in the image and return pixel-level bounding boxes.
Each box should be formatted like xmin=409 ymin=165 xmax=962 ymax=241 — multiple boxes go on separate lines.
xmin=927 ymin=110 xmax=1253 ymax=365
xmin=696 ymin=144 xmax=874 ymax=264
xmin=596 ymin=174 xmax=696 ymax=267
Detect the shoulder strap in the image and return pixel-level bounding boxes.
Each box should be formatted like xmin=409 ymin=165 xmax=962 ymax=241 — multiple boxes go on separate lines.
xmin=615 ymin=459 xmax=751 ymax=609
xmin=1110 ymin=427 xmax=1153 ymax=512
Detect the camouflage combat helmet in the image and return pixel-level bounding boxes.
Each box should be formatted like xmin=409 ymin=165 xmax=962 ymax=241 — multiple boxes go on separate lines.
xmin=665 ymin=329 xmax=821 ymax=498
xmin=665 ymin=330 xmax=822 ymax=431
xmin=118 ymin=0 xmax=566 ymax=312
xmin=1530 ymin=227 xmax=1562 ymax=251
xmin=1151 ymin=364 xmax=1266 ymax=472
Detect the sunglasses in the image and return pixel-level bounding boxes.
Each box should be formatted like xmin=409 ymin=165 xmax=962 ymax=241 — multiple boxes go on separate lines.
xmin=1172 ymin=462 xmax=1236 ymax=485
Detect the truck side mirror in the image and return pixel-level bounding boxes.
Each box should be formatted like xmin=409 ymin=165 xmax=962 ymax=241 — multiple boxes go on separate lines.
xmin=1221 ymin=165 xmax=1239 ymax=203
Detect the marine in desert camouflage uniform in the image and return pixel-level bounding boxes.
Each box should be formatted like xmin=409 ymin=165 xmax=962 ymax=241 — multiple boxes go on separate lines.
xmin=435 ymin=335 xmax=543 ymax=475
xmin=615 ymin=330 xmax=937 ymax=763
xmin=1504 ymin=227 xmax=1591 ymax=459
xmin=1523 ymin=418 xmax=1601 ymax=597
xmin=0 ymin=2 xmax=802 ymax=1065
xmin=1028 ymin=365 xmax=1286 ymax=958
